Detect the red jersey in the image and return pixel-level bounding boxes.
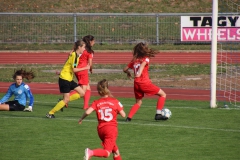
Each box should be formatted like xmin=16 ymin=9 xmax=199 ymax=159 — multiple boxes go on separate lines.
xmin=76 ymin=50 xmax=93 ymax=75
xmin=90 ymin=97 xmax=124 ymax=129
xmin=128 ymin=57 xmax=150 ymax=83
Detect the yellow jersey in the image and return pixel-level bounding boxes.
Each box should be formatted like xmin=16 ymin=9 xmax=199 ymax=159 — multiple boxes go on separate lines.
xmin=59 ymin=52 xmax=79 ymax=81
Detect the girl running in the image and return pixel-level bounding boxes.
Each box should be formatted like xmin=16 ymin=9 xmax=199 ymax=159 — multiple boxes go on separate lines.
xmin=46 ymin=40 xmax=89 ymax=118
xmin=79 ymin=79 xmax=126 ymax=160
xmin=67 ymin=35 xmax=95 ymax=110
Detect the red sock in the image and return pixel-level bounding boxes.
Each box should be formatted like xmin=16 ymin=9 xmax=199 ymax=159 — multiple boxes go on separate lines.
xmin=128 ymin=103 xmax=140 ymax=118
xmin=92 ymin=149 xmax=108 ymax=158
xmin=69 ymin=90 xmax=77 ymax=96
xmin=83 ymin=90 xmax=91 ymax=109
xmin=114 ymin=155 xmax=122 ymax=160
xmin=157 ymin=97 xmax=166 ymax=110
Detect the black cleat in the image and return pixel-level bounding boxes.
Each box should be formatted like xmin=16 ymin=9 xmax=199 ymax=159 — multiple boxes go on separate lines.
xmin=155 ymin=114 xmax=168 ymax=120
xmin=46 ymin=113 xmax=55 ymax=118
xmin=125 ymin=117 xmax=132 ymax=122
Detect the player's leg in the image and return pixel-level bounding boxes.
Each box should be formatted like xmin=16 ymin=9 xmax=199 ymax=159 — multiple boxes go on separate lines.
xmin=64 ymin=74 xmax=82 ymax=108
xmin=155 ymin=89 xmax=167 ymax=120
xmin=126 ymin=82 xmax=143 ymax=121
xmin=83 ymin=84 xmax=91 ymax=110
xmin=111 ymin=129 xmax=122 ymax=160
xmin=126 ymin=98 xmax=142 ymax=122
xmin=78 ymin=74 xmax=91 ymax=109
xmin=0 ymin=103 xmax=10 ymax=111
xmin=1 ymin=100 xmax=24 ymax=111
xmin=60 ymin=88 xmax=81 ymax=111
xmin=47 ymin=92 xmax=70 ymax=118
xmin=74 ymin=85 xmax=85 ymax=97
xmin=156 ymin=89 xmax=166 ymax=110
xmin=46 ymin=78 xmax=78 ymax=118
xmin=84 ymin=139 xmax=110 ymax=159
xmin=69 ymin=90 xmax=81 ymax=102
xmin=113 ymin=149 xmax=122 ymax=160
xmin=112 ymin=144 xmax=122 ymax=160
xmin=84 ymin=148 xmax=109 ymax=159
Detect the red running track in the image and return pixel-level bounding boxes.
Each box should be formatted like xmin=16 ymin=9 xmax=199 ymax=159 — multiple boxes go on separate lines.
xmin=0 ymin=51 xmax=239 ymax=101
xmin=0 ymin=51 xmax=239 ymax=64
xmin=0 ymin=82 xmax=235 ymax=101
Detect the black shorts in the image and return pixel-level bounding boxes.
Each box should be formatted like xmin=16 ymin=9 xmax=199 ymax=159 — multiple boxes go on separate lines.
xmin=58 ymin=77 xmax=78 ymax=93
xmin=6 ymin=100 xmax=25 ymax=111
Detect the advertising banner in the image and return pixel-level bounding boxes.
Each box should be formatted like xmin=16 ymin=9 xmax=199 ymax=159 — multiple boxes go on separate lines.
xmin=181 ymin=16 xmax=240 ymax=41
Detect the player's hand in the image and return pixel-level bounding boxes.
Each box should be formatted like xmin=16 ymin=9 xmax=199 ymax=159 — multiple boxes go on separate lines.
xmin=127 ymin=72 xmax=132 ymax=79
xmin=23 ymin=106 xmax=33 ymax=112
xmin=55 ymin=70 xmax=60 ymax=75
xmin=86 ymin=65 xmax=90 ymax=70
xmin=90 ymin=67 xmax=93 ymax=74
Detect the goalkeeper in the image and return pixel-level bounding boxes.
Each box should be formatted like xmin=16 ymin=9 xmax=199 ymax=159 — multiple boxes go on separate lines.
xmin=0 ymin=69 xmax=35 ymax=112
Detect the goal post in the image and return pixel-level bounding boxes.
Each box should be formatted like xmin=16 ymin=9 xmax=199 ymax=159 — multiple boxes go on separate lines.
xmin=211 ymin=0 xmax=240 ymax=108
xmin=210 ymin=0 xmax=218 ymax=108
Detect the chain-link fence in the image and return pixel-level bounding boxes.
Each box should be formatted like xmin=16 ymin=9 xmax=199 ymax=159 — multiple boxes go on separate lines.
xmin=1 ymin=12 xmax=217 ymax=45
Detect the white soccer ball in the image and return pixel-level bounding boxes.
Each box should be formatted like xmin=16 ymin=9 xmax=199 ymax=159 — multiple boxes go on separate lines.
xmin=162 ymin=108 xmax=172 ymax=119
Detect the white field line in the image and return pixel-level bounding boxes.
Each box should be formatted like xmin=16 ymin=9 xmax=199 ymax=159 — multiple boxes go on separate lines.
xmin=33 ymin=100 xmax=240 ymax=110
xmin=1 ymin=116 xmax=240 ymax=133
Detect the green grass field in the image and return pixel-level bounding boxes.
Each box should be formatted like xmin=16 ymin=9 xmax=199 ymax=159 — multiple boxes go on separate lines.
xmin=0 ymin=93 xmax=240 ymax=160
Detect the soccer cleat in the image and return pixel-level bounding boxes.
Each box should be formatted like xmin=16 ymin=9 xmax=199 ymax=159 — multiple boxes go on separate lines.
xmin=46 ymin=113 xmax=55 ymax=118
xmin=83 ymin=148 xmax=91 ymax=160
xmin=155 ymin=114 xmax=168 ymax=120
xmin=125 ymin=117 xmax=132 ymax=122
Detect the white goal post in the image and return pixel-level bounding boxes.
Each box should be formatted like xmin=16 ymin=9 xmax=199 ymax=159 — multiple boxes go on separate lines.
xmin=211 ymin=0 xmax=240 ymax=108
xmin=210 ymin=0 xmax=218 ymax=108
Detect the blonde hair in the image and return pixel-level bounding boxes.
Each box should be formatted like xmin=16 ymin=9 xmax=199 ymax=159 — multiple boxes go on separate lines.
xmin=97 ymin=79 xmax=112 ymax=97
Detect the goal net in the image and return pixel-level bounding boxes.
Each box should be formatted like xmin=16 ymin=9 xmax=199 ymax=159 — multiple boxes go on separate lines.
xmin=215 ymin=0 xmax=240 ymax=108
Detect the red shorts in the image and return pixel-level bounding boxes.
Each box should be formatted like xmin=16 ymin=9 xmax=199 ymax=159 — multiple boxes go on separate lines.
xmin=75 ymin=73 xmax=89 ymax=85
xmin=134 ymin=81 xmax=160 ymax=99
xmin=98 ymin=126 xmax=119 ymax=153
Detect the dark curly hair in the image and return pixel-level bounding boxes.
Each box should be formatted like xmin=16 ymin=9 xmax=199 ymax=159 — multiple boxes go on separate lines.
xmin=13 ymin=69 xmax=35 ymax=81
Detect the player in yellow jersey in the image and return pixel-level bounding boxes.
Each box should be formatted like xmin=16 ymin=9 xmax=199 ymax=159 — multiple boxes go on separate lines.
xmin=46 ymin=40 xmax=89 ymax=118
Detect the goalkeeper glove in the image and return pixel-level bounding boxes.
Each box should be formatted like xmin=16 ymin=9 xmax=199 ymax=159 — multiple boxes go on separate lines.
xmin=23 ymin=106 xmax=33 ymax=112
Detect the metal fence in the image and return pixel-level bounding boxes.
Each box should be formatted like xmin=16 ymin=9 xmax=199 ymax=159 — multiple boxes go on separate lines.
xmin=0 ymin=12 xmax=215 ymax=44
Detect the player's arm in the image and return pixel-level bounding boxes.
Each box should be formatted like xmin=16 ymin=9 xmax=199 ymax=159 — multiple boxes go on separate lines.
xmin=0 ymin=86 xmax=13 ymax=104
xmin=119 ymin=110 xmax=126 ymax=118
xmin=123 ymin=66 xmax=132 ymax=79
xmin=71 ymin=52 xmax=90 ymax=73
xmin=23 ymin=85 xmax=34 ymax=112
xmin=73 ymin=65 xmax=90 ymax=73
xmin=88 ymin=58 xmax=93 ymax=74
xmin=135 ymin=61 xmax=147 ymax=77
xmin=117 ymin=101 xmax=126 ymax=118
xmin=78 ymin=107 xmax=94 ymax=124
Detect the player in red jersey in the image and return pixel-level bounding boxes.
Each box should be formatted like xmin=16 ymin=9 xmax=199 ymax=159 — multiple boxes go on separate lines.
xmin=78 ymin=79 xmax=126 ymax=160
xmin=62 ymin=35 xmax=95 ymax=110
xmin=123 ymin=42 xmax=168 ymax=121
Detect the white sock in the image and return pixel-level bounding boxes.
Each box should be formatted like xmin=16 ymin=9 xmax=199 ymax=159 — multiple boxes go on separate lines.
xmin=156 ymin=109 xmax=162 ymax=115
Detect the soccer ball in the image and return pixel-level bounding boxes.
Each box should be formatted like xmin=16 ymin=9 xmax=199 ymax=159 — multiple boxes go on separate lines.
xmin=162 ymin=108 xmax=172 ymax=119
